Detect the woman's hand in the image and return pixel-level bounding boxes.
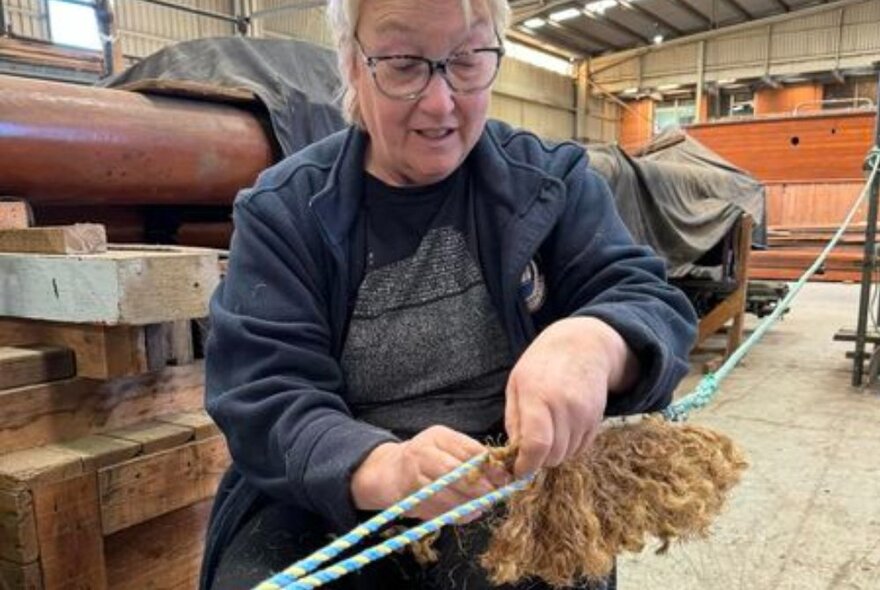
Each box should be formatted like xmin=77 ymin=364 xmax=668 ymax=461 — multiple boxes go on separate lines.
xmin=351 ymin=425 xmax=509 ymax=521
xmin=504 ymin=317 xmax=638 ymax=478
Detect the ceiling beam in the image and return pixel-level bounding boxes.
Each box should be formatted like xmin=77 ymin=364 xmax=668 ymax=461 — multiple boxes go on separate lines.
xmin=546 ymin=20 xmax=625 ymax=53
xmin=505 ymin=28 xmax=585 ymax=60
xmin=770 ymin=0 xmax=791 ymax=11
xmin=665 ymin=0 xmax=713 ymax=27
xmin=510 ymin=0 xmax=574 ymax=26
xmin=582 ymin=9 xmax=653 ymax=45
xmin=619 ymin=1 xmax=685 ymax=36
xmin=720 ymin=0 xmax=754 ymax=20
xmin=590 ymin=0 xmax=866 ymax=75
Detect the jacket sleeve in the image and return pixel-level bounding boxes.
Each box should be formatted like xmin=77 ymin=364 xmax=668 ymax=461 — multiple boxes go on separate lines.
xmin=204 ymin=190 xmax=398 ymax=532
xmin=542 ymin=160 xmax=698 ymax=415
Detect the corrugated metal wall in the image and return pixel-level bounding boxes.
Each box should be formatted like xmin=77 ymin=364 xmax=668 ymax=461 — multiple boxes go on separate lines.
xmin=492 ymin=58 xmax=575 ymax=141
xmin=4 ymin=0 xmax=49 ymax=40
xmin=257 ymin=3 xmax=333 ymax=46
xmin=591 ymin=0 xmax=880 ymax=92
xmin=116 ymin=0 xmax=235 ymax=60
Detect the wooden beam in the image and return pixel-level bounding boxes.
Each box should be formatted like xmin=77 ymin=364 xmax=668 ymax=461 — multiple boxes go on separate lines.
xmin=104 ymin=500 xmax=213 ymax=590
xmin=0 ymin=363 xmax=205 ymax=455
xmin=0 ymin=201 xmax=30 ymax=230
xmin=31 ymin=473 xmax=107 ymax=589
xmin=0 ymin=345 xmax=75 ymax=390
xmin=156 ymin=411 xmax=219 ymax=441
xmin=98 ymin=436 xmax=230 ymax=535
xmin=144 ymin=320 xmax=194 ymax=371
xmin=0 ymin=488 xmax=38 ymax=563
xmin=0 ymin=558 xmax=42 ymax=589
xmin=0 ymin=224 xmax=107 ymax=255
xmin=50 ymin=436 xmax=142 ymax=472
xmin=0 ymin=245 xmax=220 ymax=325
xmin=0 ymin=445 xmax=84 ymax=491
xmin=0 ymin=318 xmax=148 ymax=380
xmin=103 ymin=421 xmax=194 ymax=456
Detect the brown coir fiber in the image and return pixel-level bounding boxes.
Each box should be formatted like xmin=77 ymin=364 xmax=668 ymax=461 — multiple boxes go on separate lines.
xmin=480 ymin=416 xmax=748 ymax=587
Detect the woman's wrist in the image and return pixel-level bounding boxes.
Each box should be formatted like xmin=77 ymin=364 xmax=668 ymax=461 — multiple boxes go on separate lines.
xmin=350 ymin=441 xmax=402 ymax=510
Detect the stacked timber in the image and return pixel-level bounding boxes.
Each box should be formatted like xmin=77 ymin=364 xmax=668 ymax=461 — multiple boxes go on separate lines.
xmin=0 ymin=205 xmax=228 ymax=589
xmin=0 ymin=37 xmax=103 ymax=76
xmin=750 ymin=223 xmax=868 ymax=282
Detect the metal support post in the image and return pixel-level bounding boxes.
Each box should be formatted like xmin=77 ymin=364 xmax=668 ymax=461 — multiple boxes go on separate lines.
xmin=851 ymin=63 xmax=880 ymax=386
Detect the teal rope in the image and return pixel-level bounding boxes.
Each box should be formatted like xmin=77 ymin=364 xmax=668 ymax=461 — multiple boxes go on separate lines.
xmin=255 ymin=146 xmax=880 ymax=590
xmin=665 ymin=147 xmax=880 ymax=421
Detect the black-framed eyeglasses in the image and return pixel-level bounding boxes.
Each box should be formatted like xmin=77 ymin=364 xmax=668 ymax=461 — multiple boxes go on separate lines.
xmin=354 ymin=34 xmax=505 ymax=101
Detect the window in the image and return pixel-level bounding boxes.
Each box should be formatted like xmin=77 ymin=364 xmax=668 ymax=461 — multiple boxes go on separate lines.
xmin=719 ymin=89 xmax=754 ymax=118
xmin=47 ymin=0 xmax=102 ymax=51
xmin=823 ymin=76 xmax=878 ymax=109
xmin=654 ymin=97 xmax=695 ymax=133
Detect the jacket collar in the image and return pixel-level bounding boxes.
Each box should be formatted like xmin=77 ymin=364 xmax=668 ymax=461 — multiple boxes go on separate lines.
xmin=309 ymin=122 xmax=563 ymax=247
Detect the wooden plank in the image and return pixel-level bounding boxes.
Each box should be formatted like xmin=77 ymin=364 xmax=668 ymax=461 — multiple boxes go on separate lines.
xmin=0 ymin=246 xmax=220 ymax=325
xmin=103 ymin=421 xmax=194 ymax=456
xmin=0 ymin=489 xmax=38 ymax=563
xmin=0 ymin=345 xmax=75 ymax=390
xmin=0 ymin=224 xmax=107 ymax=255
xmin=0 ymin=446 xmax=83 ymax=491
xmin=105 ymin=499 xmax=212 ymax=590
xmin=98 ymin=436 xmax=230 ymax=535
xmin=0 ymin=201 xmax=30 ymax=230
xmin=688 ymin=111 xmax=875 ymax=182
xmin=0 ymin=363 xmax=205 ymax=455
xmin=0 ymin=558 xmax=42 ymax=589
xmin=32 ymin=473 xmax=107 ymax=590
xmin=145 ymin=320 xmax=194 ymax=372
xmin=49 ymin=436 xmax=142 ymax=472
xmin=0 ymin=318 xmax=148 ymax=380
xmin=156 ymin=410 xmax=219 ymax=441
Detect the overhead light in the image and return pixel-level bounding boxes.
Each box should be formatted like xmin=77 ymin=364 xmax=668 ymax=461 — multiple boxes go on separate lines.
xmin=718 ymin=78 xmax=738 ymax=85
xmin=585 ymin=0 xmax=617 ymax=14
xmin=523 ymin=17 xmax=546 ymax=28
xmin=657 ymin=83 xmax=680 ymax=91
xmin=621 ymin=87 xmax=639 ymax=95
xmin=549 ymin=8 xmax=582 ymax=21
xmin=653 ymin=34 xmax=664 ymax=45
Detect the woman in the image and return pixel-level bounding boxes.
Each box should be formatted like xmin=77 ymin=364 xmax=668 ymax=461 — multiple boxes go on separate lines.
xmin=200 ymin=0 xmax=698 ymax=588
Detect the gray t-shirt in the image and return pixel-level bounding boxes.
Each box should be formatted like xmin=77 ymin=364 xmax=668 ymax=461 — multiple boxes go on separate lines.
xmin=341 ymin=168 xmax=513 ymax=440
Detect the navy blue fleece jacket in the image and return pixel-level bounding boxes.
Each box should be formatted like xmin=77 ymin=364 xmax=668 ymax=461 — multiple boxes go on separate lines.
xmin=201 ymin=120 xmax=697 ymax=583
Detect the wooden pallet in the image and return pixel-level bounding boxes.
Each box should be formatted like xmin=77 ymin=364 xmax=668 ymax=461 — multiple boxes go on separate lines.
xmin=0 ymin=411 xmax=229 ymax=590
xmin=0 ymin=227 xmax=227 ymax=589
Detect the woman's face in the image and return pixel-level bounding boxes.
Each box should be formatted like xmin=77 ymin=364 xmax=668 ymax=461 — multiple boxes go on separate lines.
xmin=352 ymin=0 xmax=497 ymax=186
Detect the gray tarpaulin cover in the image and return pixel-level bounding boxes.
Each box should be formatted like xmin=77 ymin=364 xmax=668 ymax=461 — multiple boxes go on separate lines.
xmin=101 ymin=39 xmax=763 ymax=274
xmin=101 ymin=37 xmax=347 ymax=156
xmin=587 ymin=129 xmax=765 ymax=277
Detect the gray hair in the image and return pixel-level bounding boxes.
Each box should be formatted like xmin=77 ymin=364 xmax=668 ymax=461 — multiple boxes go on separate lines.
xmin=325 ymin=0 xmax=510 ymax=127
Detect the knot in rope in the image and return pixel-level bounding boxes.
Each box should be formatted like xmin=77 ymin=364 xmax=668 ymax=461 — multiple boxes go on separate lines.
xmin=662 ymin=373 xmax=719 ymax=422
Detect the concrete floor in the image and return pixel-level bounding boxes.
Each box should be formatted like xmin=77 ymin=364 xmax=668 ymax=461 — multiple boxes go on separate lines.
xmin=620 ymin=282 xmax=880 ymax=589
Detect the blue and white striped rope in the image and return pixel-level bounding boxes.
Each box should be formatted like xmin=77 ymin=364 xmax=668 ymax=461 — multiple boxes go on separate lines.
xmin=254 ymin=146 xmax=880 ymax=590
xmin=254 ymin=452 xmax=490 ymax=590
xmin=664 ymin=146 xmax=880 ymax=421
xmin=278 ymin=475 xmax=535 ymax=590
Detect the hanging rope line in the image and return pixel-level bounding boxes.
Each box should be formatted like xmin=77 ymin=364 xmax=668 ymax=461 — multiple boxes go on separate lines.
xmin=664 ymin=150 xmax=880 ymax=421
xmin=252 ymin=148 xmax=880 ymax=590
